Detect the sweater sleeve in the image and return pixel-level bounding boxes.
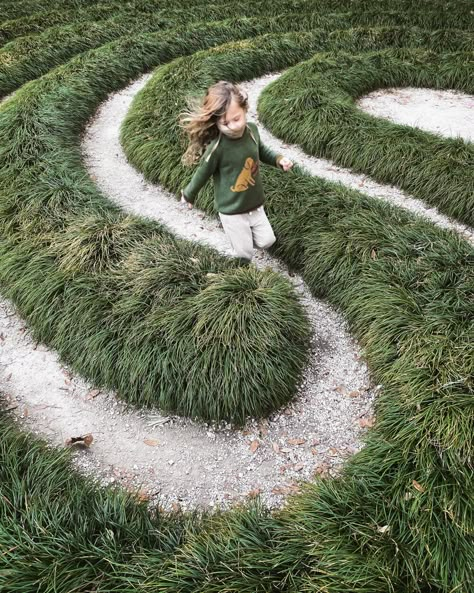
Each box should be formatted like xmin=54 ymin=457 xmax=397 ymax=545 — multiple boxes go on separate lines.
xmin=182 ymin=138 xmax=220 ymax=203
xmin=251 ymin=123 xmax=284 ymax=168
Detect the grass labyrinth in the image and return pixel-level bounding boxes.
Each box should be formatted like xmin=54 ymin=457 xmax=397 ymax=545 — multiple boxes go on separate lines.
xmin=0 ymin=0 xmax=473 ymax=591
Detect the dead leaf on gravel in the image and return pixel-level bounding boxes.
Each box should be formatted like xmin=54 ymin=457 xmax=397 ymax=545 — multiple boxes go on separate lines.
xmin=135 ymin=490 xmax=150 ymax=502
xmin=359 ymin=416 xmax=375 ymax=428
xmin=287 ymin=438 xmax=306 ymax=446
xmin=143 ymin=438 xmax=160 ymax=447
xmin=272 ymin=442 xmax=280 ymax=453
xmin=249 ymin=439 xmax=260 ymax=453
xmin=348 ymin=390 xmax=360 ymax=398
xmin=247 ymin=488 xmax=262 ymax=498
xmin=314 ymin=463 xmax=330 ymax=477
xmin=334 ymin=385 xmax=346 ymax=394
xmin=293 ymin=463 xmax=304 ymax=472
xmin=272 ymin=483 xmax=300 ymax=495
xmin=311 ymin=448 xmax=318 ymax=456
xmin=86 ymin=389 xmax=101 ymax=400
xmin=65 ymin=433 xmax=93 ymax=447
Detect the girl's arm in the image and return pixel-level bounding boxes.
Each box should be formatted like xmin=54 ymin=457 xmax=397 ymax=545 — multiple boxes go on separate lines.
xmin=182 ymin=139 xmax=220 ymax=203
xmin=250 ymin=122 xmax=284 ymax=168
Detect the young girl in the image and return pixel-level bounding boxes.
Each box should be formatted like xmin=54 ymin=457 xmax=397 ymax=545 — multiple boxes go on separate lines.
xmin=179 ymin=80 xmax=293 ymax=264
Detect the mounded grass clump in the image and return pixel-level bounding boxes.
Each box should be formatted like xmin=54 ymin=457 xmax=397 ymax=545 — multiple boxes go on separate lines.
xmin=258 ymin=47 xmax=474 ymax=226
xmin=0 ymin=0 xmax=473 ymax=591
xmin=0 ymin=221 xmax=310 ymax=425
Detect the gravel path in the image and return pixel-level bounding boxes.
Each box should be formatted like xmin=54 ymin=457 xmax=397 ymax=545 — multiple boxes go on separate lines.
xmin=1 ymin=71 xmax=472 ymax=511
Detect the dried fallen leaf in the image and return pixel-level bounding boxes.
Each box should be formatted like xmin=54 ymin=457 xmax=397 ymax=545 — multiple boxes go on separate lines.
xmin=329 ymin=448 xmax=339 ymax=456
xmin=272 ymin=485 xmax=290 ymax=495
xmin=371 ymin=249 xmax=377 ymax=260
xmin=334 ymin=385 xmax=346 ymax=394
xmin=359 ymin=416 xmax=376 ymax=428
xmin=293 ymin=463 xmax=304 ymax=472
xmin=287 ymin=438 xmax=306 ymax=446
xmin=314 ymin=463 xmax=330 ymax=477
xmin=65 ymin=434 xmax=93 ymax=447
xmin=412 ymin=479 xmax=426 ymax=493
xmin=136 ymin=490 xmax=150 ymax=502
xmin=23 ymin=406 xmax=28 ymax=418
xmin=272 ymin=442 xmax=280 ymax=453
xmin=311 ymin=448 xmax=318 ymax=456
xmin=86 ymin=389 xmax=101 ymax=400
xmin=143 ymin=438 xmax=160 ymax=447
xmin=249 ymin=440 xmax=260 ymax=453
xmin=377 ymin=524 xmax=390 ymax=534
xmin=283 ymin=408 xmax=293 ymax=416
xmin=348 ymin=390 xmax=360 ymax=398
xmin=247 ymin=488 xmax=261 ymax=498
xmin=171 ymin=502 xmax=181 ymax=512
xmin=272 ymin=483 xmax=300 ymax=495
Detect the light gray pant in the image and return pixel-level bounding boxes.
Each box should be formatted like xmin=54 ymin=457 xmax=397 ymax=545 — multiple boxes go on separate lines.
xmin=218 ymin=205 xmax=276 ymax=261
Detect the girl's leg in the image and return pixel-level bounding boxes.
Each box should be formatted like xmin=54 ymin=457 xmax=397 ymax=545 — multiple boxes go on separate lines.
xmin=218 ymin=212 xmax=254 ymax=262
xmin=250 ymin=206 xmax=276 ymax=249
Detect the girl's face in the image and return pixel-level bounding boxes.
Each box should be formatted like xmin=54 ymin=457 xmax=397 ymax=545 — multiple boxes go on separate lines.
xmin=217 ymin=98 xmax=247 ymax=138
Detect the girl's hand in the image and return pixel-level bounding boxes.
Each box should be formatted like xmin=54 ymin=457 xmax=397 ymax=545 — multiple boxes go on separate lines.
xmin=180 ymin=189 xmax=193 ymax=209
xmin=279 ymin=157 xmax=293 ymax=171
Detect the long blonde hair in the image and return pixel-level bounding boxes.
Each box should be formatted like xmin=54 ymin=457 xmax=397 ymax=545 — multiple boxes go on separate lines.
xmin=179 ymin=80 xmax=248 ymax=166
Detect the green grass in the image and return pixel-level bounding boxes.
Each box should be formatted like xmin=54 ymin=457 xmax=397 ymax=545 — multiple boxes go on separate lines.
xmin=258 ymin=47 xmax=474 ymax=226
xmin=0 ymin=0 xmax=473 ymax=591
xmin=2 ymin=1 xmax=473 ymax=97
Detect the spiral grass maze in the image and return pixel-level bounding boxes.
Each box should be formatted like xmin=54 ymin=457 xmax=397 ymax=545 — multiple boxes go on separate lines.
xmin=0 ymin=1 xmax=473 ymax=591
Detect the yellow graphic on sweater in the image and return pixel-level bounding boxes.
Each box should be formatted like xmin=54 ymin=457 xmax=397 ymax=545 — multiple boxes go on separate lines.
xmin=230 ymin=157 xmax=259 ymax=192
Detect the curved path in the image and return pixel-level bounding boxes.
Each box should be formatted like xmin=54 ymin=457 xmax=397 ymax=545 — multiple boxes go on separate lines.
xmin=1 ymin=71 xmax=472 ymax=510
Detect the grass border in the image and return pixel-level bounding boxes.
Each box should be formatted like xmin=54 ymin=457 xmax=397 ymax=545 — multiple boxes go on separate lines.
xmin=258 ymin=47 xmax=474 ymax=226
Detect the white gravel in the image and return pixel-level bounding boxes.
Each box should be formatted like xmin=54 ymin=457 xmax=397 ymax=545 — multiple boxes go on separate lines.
xmin=1 ymin=71 xmax=472 ymax=511
xmin=357 ymin=86 xmax=474 ymax=142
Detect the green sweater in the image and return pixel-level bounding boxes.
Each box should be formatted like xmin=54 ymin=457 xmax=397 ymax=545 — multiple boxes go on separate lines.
xmin=183 ymin=122 xmax=283 ymax=214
